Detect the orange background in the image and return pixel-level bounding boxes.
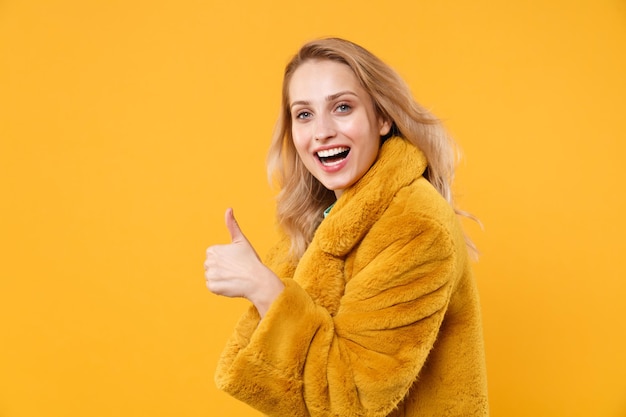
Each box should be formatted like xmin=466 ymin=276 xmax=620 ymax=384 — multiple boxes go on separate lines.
xmin=1 ymin=1 xmax=625 ymax=416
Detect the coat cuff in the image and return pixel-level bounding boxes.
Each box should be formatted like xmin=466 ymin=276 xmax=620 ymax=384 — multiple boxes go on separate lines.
xmin=214 ymin=279 xmax=327 ymax=415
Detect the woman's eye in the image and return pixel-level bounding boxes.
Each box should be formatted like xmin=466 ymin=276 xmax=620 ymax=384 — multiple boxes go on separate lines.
xmin=296 ymin=111 xmax=311 ymax=119
xmin=336 ymin=103 xmax=351 ymax=113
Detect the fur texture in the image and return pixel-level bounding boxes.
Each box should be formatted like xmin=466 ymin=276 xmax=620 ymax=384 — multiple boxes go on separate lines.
xmin=215 ymin=137 xmax=489 ymax=416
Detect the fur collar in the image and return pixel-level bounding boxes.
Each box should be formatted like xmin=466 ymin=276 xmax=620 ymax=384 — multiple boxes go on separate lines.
xmin=318 ymin=137 xmax=427 ymax=256
xmin=291 ymin=137 xmax=428 ymax=314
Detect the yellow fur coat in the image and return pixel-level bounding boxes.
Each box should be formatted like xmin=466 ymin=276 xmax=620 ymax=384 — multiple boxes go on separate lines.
xmin=215 ymin=137 xmax=489 ymax=416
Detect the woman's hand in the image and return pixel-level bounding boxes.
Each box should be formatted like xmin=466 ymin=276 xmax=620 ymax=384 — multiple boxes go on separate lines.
xmin=204 ymin=208 xmax=284 ymax=318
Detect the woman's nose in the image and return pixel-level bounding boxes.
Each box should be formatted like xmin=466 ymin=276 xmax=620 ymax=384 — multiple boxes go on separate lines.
xmin=313 ymin=115 xmax=336 ymax=141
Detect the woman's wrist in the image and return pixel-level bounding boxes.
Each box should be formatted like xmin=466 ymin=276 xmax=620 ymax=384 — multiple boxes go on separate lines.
xmin=249 ymin=266 xmax=285 ymax=318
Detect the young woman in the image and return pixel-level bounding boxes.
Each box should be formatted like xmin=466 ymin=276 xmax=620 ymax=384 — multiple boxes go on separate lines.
xmin=204 ymin=38 xmax=488 ymax=416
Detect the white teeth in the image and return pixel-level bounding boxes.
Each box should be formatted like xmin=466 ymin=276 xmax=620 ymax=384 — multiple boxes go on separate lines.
xmin=321 ymin=159 xmax=344 ymax=167
xmin=317 ymin=147 xmax=349 ymax=158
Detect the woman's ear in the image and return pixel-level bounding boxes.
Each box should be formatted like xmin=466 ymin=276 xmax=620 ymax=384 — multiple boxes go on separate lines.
xmin=379 ymin=117 xmax=392 ymax=136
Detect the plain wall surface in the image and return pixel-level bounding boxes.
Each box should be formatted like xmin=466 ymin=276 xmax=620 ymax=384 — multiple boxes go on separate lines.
xmin=1 ymin=1 xmax=625 ymax=416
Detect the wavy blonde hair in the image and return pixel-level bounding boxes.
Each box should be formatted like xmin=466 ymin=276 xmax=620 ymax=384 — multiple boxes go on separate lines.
xmin=267 ymin=37 xmax=477 ymax=260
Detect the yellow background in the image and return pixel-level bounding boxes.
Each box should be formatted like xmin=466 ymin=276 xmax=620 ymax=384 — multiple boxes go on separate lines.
xmin=1 ymin=0 xmax=625 ymax=416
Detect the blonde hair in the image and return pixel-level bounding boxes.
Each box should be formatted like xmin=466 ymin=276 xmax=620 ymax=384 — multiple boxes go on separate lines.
xmin=267 ymin=37 xmax=477 ymax=260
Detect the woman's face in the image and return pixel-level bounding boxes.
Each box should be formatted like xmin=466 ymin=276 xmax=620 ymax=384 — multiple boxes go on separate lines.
xmin=288 ymin=60 xmax=391 ymax=198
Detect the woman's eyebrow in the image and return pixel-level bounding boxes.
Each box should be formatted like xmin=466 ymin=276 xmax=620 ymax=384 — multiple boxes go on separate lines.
xmin=290 ymin=91 xmax=358 ymax=109
xmin=325 ymin=91 xmax=357 ymax=102
xmin=290 ymin=100 xmax=309 ymax=109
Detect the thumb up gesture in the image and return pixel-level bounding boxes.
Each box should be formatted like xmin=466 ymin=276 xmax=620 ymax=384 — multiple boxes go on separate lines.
xmin=204 ymin=208 xmax=284 ymax=318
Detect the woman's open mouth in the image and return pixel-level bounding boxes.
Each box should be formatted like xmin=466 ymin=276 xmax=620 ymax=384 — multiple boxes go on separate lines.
xmin=316 ymin=147 xmax=350 ymax=167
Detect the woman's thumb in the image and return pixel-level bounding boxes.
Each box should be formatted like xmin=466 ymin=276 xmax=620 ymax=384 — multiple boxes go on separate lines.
xmin=224 ymin=208 xmax=245 ymax=243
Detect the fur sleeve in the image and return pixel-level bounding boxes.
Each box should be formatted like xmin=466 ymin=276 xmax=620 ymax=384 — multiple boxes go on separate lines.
xmin=214 ymin=214 xmax=458 ymax=417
